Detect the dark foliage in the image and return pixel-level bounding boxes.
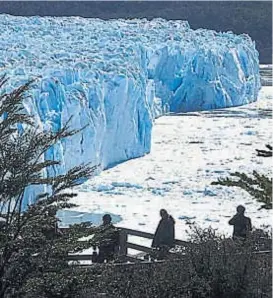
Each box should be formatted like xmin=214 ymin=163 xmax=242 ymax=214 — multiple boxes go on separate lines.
xmin=81 ymin=226 xmax=272 ymax=298
xmin=212 ymin=145 xmax=272 ymax=210
xmin=0 ymin=76 xmax=99 ymax=297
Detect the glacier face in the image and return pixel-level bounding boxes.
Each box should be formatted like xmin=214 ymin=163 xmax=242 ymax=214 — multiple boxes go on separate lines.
xmin=0 ymin=15 xmax=261 ymax=202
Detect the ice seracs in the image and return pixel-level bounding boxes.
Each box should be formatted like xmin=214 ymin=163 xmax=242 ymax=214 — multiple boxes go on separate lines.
xmin=0 ymin=15 xmax=261 ymax=203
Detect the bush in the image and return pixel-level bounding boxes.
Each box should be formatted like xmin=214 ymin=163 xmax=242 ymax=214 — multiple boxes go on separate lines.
xmin=184 ymin=225 xmax=272 ymax=298
xmin=86 ymin=226 xmax=272 ymax=298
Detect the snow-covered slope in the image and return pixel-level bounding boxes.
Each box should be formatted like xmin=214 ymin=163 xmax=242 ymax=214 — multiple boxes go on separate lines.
xmin=0 ymin=15 xmax=261 ymax=202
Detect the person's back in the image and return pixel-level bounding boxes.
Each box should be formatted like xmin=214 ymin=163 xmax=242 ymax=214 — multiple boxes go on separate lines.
xmin=152 ymin=209 xmax=175 ymax=249
xmin=229 ymin=205 xmax=252 ymax=239
xmin=97 ymin=214 xmax=119 ymax=263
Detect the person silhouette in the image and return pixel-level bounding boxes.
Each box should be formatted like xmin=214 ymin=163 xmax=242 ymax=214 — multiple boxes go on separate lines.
xmin=152 ymin=209 xmax=175 ymax=249
xmin=97 ymin=214 xmax=119 ymax=263
xmin=229 ymin=205 xmax=252 ymax=240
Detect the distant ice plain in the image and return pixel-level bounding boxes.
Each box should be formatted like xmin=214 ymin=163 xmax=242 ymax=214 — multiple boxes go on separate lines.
xmin=67 ymin=81 xmax=272 ymax=246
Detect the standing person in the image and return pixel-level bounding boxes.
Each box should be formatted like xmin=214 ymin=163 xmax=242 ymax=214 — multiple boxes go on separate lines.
xmin=152 ymin=209 xmax=175 ymax=251
xmin=97 ymin=214 xmax=119 ymax=263
xmin=229 ymin=205 xmax=252 ymax=240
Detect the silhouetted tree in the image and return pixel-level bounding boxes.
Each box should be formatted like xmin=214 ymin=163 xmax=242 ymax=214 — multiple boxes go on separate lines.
xmin=212 ymin=145 xmax=272 ymax=210
xmin=0 ymin=76 xmax=97 ymax=297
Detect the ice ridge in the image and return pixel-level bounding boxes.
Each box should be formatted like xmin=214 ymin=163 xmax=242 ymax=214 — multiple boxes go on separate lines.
xmin=0 ymin=15 xmax=261 ymax=203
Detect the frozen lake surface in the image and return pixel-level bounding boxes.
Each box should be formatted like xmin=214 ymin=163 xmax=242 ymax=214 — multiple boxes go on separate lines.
xmin=60 ymin=67 xmax=272 ymax=245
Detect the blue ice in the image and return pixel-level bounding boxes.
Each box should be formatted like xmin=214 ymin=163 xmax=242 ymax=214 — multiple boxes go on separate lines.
xmin=0 ymin=15 xmax=261 ymax=204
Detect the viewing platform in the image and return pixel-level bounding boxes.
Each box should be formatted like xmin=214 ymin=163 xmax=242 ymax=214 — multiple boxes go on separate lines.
xmin=61 ymin=227 xmax=272 ymax=265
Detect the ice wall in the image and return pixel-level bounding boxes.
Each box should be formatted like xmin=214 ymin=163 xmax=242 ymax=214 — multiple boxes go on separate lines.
xmin=0 ymin=15 xmax=261 ymax=202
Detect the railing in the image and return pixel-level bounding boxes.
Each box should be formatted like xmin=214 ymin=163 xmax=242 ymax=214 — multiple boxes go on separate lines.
xmin=63 ymin=227 xmax=272 ymax=264
xmin=65 ymin=227 xmax=191 ymax=263
xmin=119 ymin=227 xmax=190 ymax=258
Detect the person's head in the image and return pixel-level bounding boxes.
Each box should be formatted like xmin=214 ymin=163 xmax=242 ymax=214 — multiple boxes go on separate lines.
xmin=160 ymin=209 xmax=168 ymax=219
xmin=102 ymin=214 xmax=112 ymax=225
xmin=237 ymin=205 xmax=246 ymax=215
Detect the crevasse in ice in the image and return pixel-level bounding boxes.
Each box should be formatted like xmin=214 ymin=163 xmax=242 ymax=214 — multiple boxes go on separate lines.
xmin=0 ymin=15 xmax=261 ymax=203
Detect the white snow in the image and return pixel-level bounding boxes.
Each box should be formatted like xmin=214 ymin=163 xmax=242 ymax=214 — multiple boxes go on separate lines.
xmin=67 ymin=85 xmax=272 ymax=245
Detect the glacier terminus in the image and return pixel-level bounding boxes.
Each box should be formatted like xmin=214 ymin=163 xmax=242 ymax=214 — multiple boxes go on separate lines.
xmin=0 ymin=15 xmax=261 ymax=203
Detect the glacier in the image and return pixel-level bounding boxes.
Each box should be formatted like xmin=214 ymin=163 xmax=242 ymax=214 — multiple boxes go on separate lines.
xmin=0 ymin=15 xmax=261 ymax=203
